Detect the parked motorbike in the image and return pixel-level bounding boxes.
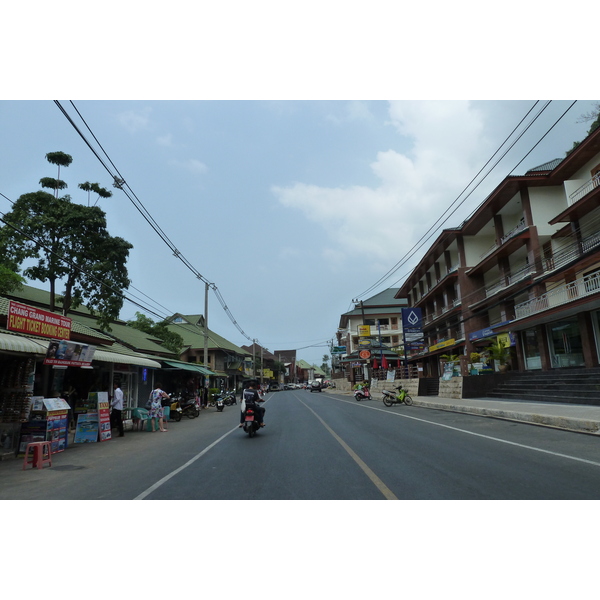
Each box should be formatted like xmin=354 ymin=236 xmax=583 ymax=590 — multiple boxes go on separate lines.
xmin=223 ymin=390 xmax=236 ymax=406
xmin=354 ymin=385 xmax=371 ymax=401
xmin=179 ymin=395 xmax=200 ymax=418
xmin=216 ymin=394 xmax=225 ymax=412
xmin=169 ymin=395 xmax=183 ymax=421
xmin=381 ymin=386 xmax=413 ymax=407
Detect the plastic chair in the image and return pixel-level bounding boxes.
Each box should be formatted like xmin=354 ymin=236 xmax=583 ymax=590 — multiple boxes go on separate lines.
xmin=22 ymin=441 xmax=52 ymax=470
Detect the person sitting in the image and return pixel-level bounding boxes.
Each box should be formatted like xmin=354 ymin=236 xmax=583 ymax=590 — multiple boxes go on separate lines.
xmin=239 ymin=382 xmax=265 ymax=427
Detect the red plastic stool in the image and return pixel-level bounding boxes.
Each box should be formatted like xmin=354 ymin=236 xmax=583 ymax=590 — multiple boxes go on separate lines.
xmin=22 ymin=441 xmax=53 ymax=470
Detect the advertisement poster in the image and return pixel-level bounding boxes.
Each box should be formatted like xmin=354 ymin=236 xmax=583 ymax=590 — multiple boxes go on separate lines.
xmin=46 ymin=411 xmax=68 ymax=454
xmin=94 ymin=392 xmax=112 ymax=442
xmin=44 ymin=339 xmax=96 ymax=368
xmin=74 ymin=412 xmax=99 ymax=443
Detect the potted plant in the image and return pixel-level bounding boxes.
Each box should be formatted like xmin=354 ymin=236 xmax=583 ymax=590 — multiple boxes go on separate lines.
xmin=469 ymin=351 xmax=484 ymax=370
xmin=485 ymin=339 xmax=512 ymax=372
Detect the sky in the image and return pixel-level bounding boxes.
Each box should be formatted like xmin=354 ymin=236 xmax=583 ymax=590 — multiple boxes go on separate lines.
xmin=1 ymin=99 xmax=598 ymax=366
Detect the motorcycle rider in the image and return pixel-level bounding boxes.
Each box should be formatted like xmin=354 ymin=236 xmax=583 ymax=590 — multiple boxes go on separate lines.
xmin=239 ymin=381 xmax=265 ymax=428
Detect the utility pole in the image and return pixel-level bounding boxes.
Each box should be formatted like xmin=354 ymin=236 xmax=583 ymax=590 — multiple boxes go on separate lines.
xmin=203 ymin=282 xmax=209 ymax=367
xmin=260 ymin=345 xmax=264 ymax=387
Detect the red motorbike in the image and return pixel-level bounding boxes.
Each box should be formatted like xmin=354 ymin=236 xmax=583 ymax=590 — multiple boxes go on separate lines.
xmin=354 ymin=385 xmax=371 ymax=401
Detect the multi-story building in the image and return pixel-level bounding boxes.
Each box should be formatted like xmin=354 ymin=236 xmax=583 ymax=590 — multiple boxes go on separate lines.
xmin=338 ymin=288 xmax=408 ymax=356
xmin=395 ymin=124 xmax=600 ymax=382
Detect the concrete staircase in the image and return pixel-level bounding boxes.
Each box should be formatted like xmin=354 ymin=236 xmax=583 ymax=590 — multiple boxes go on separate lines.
xmin=485 ymin=368 xmax=600 ymax=406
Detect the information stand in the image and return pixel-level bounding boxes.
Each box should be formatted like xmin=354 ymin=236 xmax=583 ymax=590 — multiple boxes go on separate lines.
xmin=18 ymin=397 xmax=70 ymax=454
xmin=44 ymin=398 xmax=70 ymax=453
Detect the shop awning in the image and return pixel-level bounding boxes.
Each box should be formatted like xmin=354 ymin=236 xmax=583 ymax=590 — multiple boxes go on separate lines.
xmin=93 ymin=349 xmax=162 ymax=368
xmin=0 ymin=332 xmax=47 ymax=355
xmin=162 ymin=359 xmax=215 ymax=376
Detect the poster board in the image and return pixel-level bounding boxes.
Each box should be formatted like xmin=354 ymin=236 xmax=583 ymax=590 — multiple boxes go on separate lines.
xmin=46 ymin=411 xmax=69 ymax=453
xmin=95 ymin=392 xmax=112 ymax=442
xmin=74 ymin=412 xmax=99 ymax=443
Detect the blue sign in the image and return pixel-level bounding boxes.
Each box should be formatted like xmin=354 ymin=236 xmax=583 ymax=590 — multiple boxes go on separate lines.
xmin=401 ymin=308 xmax=423 ymax=332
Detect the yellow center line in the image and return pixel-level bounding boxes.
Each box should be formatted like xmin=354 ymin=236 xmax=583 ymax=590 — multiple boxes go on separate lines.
xmin=297 ymin=396 xmax=398 ymax=500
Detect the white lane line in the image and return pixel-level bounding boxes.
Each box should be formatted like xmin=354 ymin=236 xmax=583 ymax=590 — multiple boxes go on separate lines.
xmin=325 ymin=394 xmax=600 ymax=468
xmin=133 ymin=427 xmax=239 ymax=500
xmin=134 ymin=396 xmax=271 ymax=500
xmin=296 ymin=395 xmax=398 ymax=499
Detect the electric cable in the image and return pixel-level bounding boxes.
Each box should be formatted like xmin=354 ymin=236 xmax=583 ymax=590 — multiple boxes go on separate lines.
xmin=354 ymin=100 xmax=578 ymax=300
xmin=53 ymin=100 xmax=263 ymax=347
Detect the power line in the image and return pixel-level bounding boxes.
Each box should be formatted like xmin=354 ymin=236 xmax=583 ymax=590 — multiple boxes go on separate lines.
xmin=53 ymin=100 xmax=262 ymax=347
xmin=354 ymin=100 xmax=578 ymax=300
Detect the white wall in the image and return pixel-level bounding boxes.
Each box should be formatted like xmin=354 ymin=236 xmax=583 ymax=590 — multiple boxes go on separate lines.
xmin=529 ymin=186 xmax=567 ymax=235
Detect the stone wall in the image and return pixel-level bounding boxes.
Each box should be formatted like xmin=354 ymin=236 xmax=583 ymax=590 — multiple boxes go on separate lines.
xmin=438 ymin=376 xmax=464 ymax=399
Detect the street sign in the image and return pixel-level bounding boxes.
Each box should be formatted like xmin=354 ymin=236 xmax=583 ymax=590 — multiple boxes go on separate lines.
xmin=332 ymin=346 xmax=347 ymax=354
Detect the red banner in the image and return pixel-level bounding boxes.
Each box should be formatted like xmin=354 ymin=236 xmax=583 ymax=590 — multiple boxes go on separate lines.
xmin=8 ymin=301 xmax=72 ymax=340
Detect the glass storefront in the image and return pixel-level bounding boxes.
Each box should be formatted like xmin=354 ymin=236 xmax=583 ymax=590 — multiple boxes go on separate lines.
xmin=522 ymin=327 xmax=542 ymax=370
xmin=547 ymin=318 xmax=584 ymax=368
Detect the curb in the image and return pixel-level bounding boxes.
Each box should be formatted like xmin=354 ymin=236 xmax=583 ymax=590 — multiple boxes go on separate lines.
xmin=412 ymin=400 xmax=600 ymax=435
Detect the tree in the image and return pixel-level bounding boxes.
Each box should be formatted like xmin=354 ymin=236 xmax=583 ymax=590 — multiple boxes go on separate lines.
xmin=79 ymin=181 xmax=113 ymax=207
xmin=0 ymin=264 xmax=25 ymax=295
xmin=321 ymin=354 xmax=331 ymax=376
xmin=0 ymin=153 xmax=132 ymax=328
xmin=127 ymin=312 xmax=184 ymax=355
xmin=44 ymin=151 xmax=73 ymax=197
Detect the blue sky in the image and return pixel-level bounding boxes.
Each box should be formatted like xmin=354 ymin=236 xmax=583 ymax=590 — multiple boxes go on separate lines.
xmin=1 ymin=99 xmax=598 ymax=366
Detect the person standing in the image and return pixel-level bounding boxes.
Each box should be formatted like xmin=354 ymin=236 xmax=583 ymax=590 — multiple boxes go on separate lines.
xmin=111 ymin=382 xmax=125 ymax=437
xmin=149 ymin=383 xmax=169 ymax=432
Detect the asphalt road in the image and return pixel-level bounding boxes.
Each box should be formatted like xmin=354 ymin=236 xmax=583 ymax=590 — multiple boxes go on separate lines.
xmin=2 ymin=389 xmax=600 ymax=500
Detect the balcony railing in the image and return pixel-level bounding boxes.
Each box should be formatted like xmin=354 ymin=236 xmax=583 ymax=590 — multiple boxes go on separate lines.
xmin=569 ymin=173 xmax=600 ymax=205
xmin=514 ymin=271 xmax=600 ymax=319
xmin=484 ymin=264 xmax=535 ymax=298
xmin=479 ymin=219 xmax=527 ymax=261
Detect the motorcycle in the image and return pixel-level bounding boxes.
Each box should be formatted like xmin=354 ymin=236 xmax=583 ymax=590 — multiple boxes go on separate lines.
xmin=169 ymin=395 xmax=183 ymax=421
xmin=179 ymin=394 xmax=200 ymax=418
xmin=242 ymin=403 xmax=262 ymax=437
xmin=223 ymin=391 xmax=236 ymax=406
xmin=382 ymin=386 xmax=413 ymax=407
xmin=354 ymin=385 xmax=371 ymax=401
xmin=216 ymin=394 xmax=225 ymax=412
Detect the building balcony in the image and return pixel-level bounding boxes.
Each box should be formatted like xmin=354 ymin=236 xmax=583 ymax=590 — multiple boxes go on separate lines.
xmin=569 ymin=173 xmax=600 ymax=205
xmin=514 ymin=271 xmax=600 ymax=319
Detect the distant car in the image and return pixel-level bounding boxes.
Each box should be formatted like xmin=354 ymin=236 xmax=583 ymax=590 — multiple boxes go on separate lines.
xmin=269 ymin=383 xmax=280 ymax=391
xmin=310 ymin=381 xmax=322 ymax=393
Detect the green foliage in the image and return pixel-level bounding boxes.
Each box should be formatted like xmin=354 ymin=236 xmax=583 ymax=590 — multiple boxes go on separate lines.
xmin=39 ymin=177 xmax=68 ymax=192
xmin=0 ymin=156 xmax=132 ymax=328
xmin=127 ymin=312 xmax=184 ymax=355
xmin=0 ymin=264 xmax=25 ymax=295
xmin=485 ymin=339 xmax=512 ymax=365
xmin=440 ymin=353 xmax=460 ymax=363
xmin=45 ymin=151 xmax=73 ymax=168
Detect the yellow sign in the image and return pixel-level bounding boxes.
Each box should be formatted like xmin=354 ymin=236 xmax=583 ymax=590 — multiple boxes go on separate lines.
xmin=263 ymin=369 xmax=273 ymax=378
xmin=496 ymin=334 xmax=511 ymax=348
xmin=429 ymin=339 xmax=456 ymax=352
xmin=358 ymin=325 xmax=371 ymax=337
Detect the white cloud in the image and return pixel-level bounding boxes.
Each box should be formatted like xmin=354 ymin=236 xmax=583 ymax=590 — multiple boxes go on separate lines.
xmin=156 ymin=133 xmax=173 ymax=146
xmin=325 ymin=101 xmax=375 ymax=125
xmin=273 ymin=101 xmax=489 ymax=267
xmin=169 ymin=158 xmax=208 ymax=174
xmin=117 ymin=107 xmax=152 ymax=133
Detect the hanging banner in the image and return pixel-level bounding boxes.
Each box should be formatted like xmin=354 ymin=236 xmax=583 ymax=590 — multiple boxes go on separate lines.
xmin=8 ymin=301 xmax=72 ymax=339
xmin=44 ymin=340 xmax=96 ymax=367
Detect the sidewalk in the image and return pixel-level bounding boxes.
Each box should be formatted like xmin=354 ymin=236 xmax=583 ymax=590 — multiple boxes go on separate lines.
xmin=331 ymin=390 xmax=600 ymax=435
